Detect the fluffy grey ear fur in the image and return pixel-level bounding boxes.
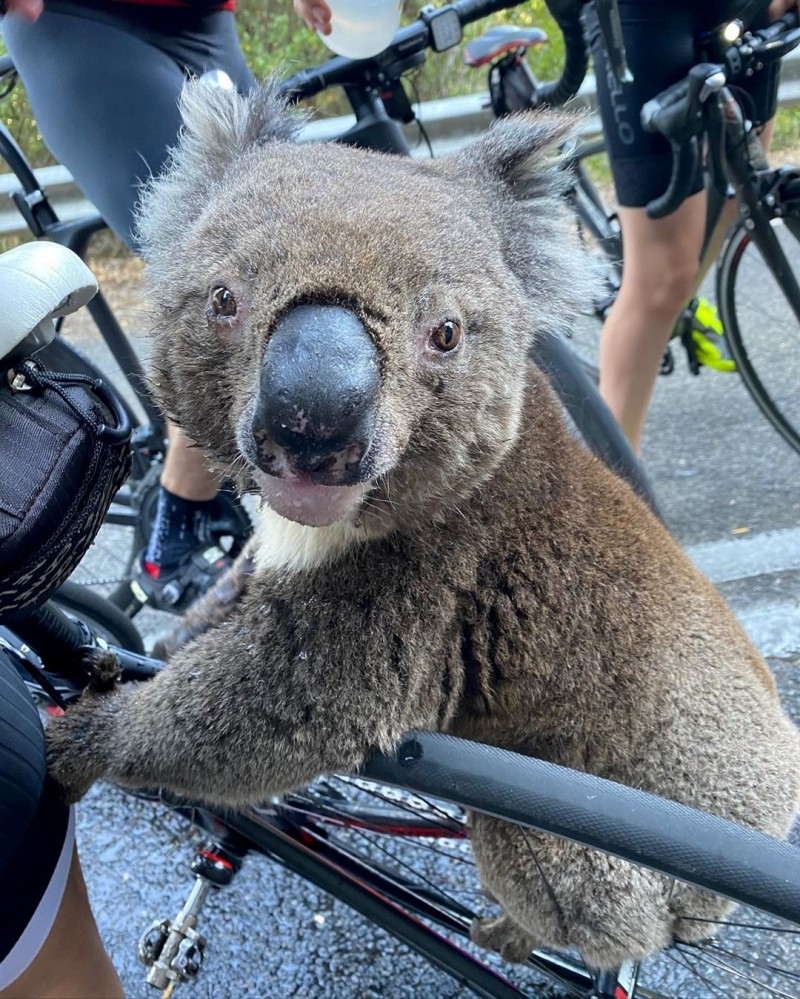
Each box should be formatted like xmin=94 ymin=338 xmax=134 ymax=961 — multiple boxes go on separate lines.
xmin=175 ymin=75 xmax=303 ymax=178
xmin=135 ymin=76 xmax=303 ymax=262
xmin=456 ymin=111 xmax=596 ymax=339
xmin=458 ymin=112 xmax=576 ymax=202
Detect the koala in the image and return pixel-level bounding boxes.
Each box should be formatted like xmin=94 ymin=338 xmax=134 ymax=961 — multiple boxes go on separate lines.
xmin=47 ymin=79 xmax=800 ymax=971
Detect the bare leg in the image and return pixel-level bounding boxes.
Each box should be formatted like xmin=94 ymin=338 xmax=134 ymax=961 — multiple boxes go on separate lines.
xmin=160 ymin=423 xmax=220 ymax=501
xmin=599 ymin=193 xmax=706 ymax=453
xmin=0 ymin=847 xmax=123 ymax=999
xmin=601 ymin=121 xmax=776 ymax=454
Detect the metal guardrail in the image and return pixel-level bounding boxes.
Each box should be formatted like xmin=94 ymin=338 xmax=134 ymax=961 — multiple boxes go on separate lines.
xmin=2 ymin=49 xmax=800 ymax=238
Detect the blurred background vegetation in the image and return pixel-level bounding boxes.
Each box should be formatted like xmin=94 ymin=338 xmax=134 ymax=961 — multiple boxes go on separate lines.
xmin=0 ymin=0 xmax=562 ymax=168
xmin=1 ymin=0 xmax=799 ymax=227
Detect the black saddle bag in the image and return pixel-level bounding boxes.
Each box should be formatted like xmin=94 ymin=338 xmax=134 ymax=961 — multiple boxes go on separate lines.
xmin=0 ymin=356 xmax=131 ymax=614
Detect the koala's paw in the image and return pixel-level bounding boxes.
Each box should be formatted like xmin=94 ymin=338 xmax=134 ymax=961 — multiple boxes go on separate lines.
xmin=470 ymin=913 xmax=537 ymax=964
xmin=46 ymin=703 xmax=110 ymax=804
xmin=81 ymin=648 xmax=122 ymax=692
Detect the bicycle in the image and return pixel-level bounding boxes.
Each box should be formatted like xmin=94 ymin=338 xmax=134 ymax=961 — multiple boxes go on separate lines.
xmin=2 ymin=18 xmax=800 ymax=999
xmin=460 ymin=3 xmax=800 ymax=458
xmin=0 ymin=56 xmax=253 ymax=616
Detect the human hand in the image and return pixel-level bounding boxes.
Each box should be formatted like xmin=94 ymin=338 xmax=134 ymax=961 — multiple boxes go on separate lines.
xmin=292 ymin=0 xmax=332 ymax=36
xmin=0 ymin=0 xmax=43 ymax=19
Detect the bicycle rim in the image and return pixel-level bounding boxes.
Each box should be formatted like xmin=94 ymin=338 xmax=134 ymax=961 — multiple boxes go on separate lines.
xmin=717 ymin=217 xmax=800 ymax=456
xmin=563 ymin=158 xmax=621 ymax=382
xmin=243 ymin=774 xmax=800 ymax=998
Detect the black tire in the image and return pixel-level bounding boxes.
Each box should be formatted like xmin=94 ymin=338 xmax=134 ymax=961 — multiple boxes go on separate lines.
xmin=562 ymin=140 xmax=622 ymax=382
xmin=51 ymin=580 xmax=145 ymax=653
xmin=717 ymin=216 xmax=800 ymax=456
xmin=217 ymin=733 xmax=800 ymax=999
xmin=530 ymin=333 xmax=661 ymax=520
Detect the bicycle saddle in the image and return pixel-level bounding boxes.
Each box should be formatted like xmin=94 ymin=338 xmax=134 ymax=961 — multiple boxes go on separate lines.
xmin=463 ymin=26 xmax=548 ymax=68
xmin=0 ymin=241 xmax=97 ymax=364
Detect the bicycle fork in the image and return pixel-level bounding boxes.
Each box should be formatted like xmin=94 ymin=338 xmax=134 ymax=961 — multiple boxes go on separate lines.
xmin=138 ymin=828 xmax=246 ymax=997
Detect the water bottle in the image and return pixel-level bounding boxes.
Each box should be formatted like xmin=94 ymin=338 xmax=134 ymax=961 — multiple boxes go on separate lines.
xmin=320 ymin=0 xmax=403 ymax=59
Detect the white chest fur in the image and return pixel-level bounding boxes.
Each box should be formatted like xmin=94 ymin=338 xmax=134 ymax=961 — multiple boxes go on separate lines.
xmin=252 ymin=504 xmax=365 ymax=575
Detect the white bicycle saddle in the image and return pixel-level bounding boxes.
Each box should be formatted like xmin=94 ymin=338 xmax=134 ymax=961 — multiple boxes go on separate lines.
xmin=0 ymin=241 xmax=98 ymax=362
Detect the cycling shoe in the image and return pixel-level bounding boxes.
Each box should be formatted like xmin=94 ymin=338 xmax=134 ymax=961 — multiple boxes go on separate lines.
xmin=131 ymin=544 xmax=233 ymax=613
xmin=685 ymin=297 xmax=737 ymax=373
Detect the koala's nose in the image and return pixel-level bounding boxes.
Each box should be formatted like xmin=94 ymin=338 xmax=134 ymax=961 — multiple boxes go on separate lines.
xmin=253 ymin=304 xmax=380 ymax=477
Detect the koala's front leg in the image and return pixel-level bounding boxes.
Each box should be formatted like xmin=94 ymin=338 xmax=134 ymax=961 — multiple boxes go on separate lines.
xmin=47 ymin=604 xmax=420 ymax=807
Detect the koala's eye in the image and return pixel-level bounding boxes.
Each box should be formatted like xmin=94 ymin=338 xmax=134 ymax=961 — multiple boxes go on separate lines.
xmin=209 ymin=286 xmax=237 ymax=318
xmin=430 ymin=319 xmax=462 ymax=353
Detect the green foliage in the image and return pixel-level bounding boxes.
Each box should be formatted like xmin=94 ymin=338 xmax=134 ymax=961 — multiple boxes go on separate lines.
xmin=772 ymin=105 xmax=800 ymax=152
xmin=0 ymin=52 xmax=54 ymax=168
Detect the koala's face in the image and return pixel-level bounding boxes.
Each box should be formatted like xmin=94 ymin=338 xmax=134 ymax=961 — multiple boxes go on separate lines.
xmin=139 ymin=82 xmax=587 ymax=536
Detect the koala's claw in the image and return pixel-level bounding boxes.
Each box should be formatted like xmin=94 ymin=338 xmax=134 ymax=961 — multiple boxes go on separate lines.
xmin=470 ymin=913 xmax=537 ymax=963
xmin=81 ymin=648 xmax=122 ymax=693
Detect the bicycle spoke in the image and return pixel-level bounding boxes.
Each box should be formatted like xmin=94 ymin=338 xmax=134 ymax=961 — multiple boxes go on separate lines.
xmin=665 ymin=946 xmax=730 ymax=997
xmin=675 ymin=942 xmax=799 ymax=999
xmin=699 ymin=940 xmax=800 ymax=986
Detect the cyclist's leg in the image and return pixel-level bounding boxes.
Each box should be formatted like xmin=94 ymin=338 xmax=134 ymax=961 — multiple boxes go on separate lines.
xmin=2 ymin=3 xmax=254 ymax=249
xmin=586 ymin=0 xmax=709 ymax=451
xmin=598 ymin=199 xmax=706 ymax=451
xmin=3 ymin=5 xmax=255 ymax=601
xmin=0 ymin=654 xmax=122 ymax=999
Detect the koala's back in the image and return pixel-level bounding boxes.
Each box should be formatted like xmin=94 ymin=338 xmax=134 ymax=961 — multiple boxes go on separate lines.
xmin=436 ymin=367 xmax=800 ymax=836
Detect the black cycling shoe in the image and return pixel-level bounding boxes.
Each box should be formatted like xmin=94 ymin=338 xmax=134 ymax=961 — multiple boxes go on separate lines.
xmin=130 ymin=544 xmax=233 ymax=613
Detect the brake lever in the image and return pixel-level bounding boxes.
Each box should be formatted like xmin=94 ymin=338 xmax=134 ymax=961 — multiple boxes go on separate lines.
xmin=641 ymin=64 xmax=724 ymax=220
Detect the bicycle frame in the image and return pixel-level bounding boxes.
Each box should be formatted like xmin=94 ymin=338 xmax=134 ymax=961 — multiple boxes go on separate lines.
xmin=707 ymin=80 xmax=800 ymax=319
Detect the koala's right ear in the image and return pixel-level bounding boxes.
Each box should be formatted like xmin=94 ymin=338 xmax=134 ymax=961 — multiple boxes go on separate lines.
xmin=174 ymin=76 xmax=303 ymax=183
xmin=135 ymin=77 xmax=304 ymax=262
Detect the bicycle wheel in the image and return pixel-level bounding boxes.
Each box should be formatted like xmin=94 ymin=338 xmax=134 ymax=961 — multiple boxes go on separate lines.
xmin=561 ymin=138 xmax=621 ymax=382
xmin=50 ymin=580 xmax=145 ymax=654
xmin=223 ymin=734 xmax=800 ymax=999
xmin=717 ymin=215 xmax=800 ymax=456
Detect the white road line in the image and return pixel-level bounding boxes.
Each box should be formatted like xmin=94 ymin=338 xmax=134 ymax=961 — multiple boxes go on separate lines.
xmin=686 ymin=526 xmax=800 ymax=584
xmin=686 ymin=528 xmax=800 ymax=658
xmin=735 ymin=602 xmax=800 ymax=660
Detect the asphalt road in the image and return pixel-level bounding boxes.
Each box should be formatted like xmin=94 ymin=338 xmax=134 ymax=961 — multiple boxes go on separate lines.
xmin=52 ymin=247 xmax=800 ymax=998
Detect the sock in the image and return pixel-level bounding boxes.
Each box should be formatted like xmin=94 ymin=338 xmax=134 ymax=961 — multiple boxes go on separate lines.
xmin=143 ymin=487 xmax=216 ymax=578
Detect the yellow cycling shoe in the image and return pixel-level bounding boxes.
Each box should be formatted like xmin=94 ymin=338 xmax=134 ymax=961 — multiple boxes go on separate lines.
xmin=688 ymin=297 xmax=737 ymax=373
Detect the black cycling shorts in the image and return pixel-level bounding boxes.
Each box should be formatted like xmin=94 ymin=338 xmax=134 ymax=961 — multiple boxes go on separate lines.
xmin=586 ymin=0 xmax=781 ymax=208
xmin=0 ymin=650 xmax=73 ymax=985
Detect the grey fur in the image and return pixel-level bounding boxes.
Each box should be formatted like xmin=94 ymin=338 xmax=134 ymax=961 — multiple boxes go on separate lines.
xmin=48 ymin=80 xmax=800 ymax=971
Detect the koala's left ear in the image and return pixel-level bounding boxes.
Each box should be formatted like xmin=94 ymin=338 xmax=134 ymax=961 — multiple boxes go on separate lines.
xmin=457 ymin=111 xmax=575 ymax=202
xmin=454 ymin=111 xmax=593 ymax=339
